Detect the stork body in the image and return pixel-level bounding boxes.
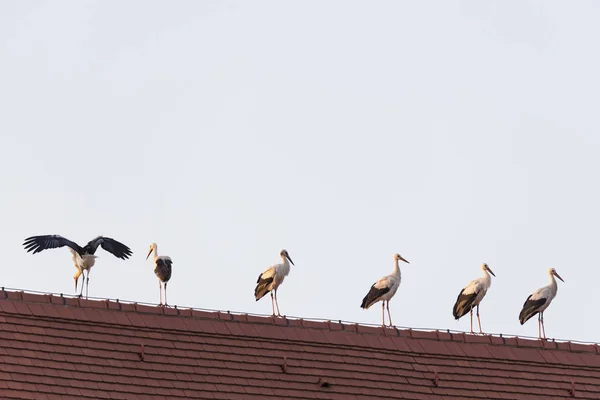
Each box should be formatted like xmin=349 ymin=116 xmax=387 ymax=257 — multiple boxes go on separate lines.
xmin=146 ymin=243 xmax=173 ymax=306
xmin=360 ymin=253 xmax=410 ymax=327
xmin=254 ymin=250 xmax=295 ymax=317
xmin=452 ymin=263 xmax=496 ymax=334
xmin=519 ymin=268 xmax=564 ymax=339
xmin=23 ymin=234 xmax=132 ymax=298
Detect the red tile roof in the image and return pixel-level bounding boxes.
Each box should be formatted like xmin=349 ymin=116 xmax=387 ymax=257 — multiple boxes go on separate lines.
xmin=0 ymin=289 xmax=599 ymax=400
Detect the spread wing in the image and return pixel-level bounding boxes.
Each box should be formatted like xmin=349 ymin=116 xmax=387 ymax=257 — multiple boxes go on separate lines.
xmin=83 ymin=236 xmax=133 ymax=259
xmin=23 ymin=235 xmax=84 ymax=255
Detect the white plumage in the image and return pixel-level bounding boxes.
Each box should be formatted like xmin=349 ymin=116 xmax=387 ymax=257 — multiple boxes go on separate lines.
xmin=360 ymin=253 xmax=410 ymax=327
xmin=254 ymin=249 xmax=295 ymax=316
xmin=519 ymin=268 xmax=564 ymax=339
xmin=452 ymin=263 xmax=496 ymax=334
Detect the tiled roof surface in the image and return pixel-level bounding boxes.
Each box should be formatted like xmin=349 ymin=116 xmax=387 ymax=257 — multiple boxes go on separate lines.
xmin=0 ymin=290 xmax=598 ymax=400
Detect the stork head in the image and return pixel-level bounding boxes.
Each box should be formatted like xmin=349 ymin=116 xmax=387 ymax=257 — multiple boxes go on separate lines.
xmin=146 ymin=243 xmax=157 ymax=260
xmin=394 ymin=253 xmax=409 ymax=264
xmin=549 ymin=268 xmax=564 ymax=282
xmin=482 ymin=263 xmax=495 ymax=277
xmin=280 ymin=249 xmax=294 ymax=265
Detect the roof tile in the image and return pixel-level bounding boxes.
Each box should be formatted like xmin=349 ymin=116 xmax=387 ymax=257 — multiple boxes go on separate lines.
xmin=0 ymin=290 xmax=600 ymax=399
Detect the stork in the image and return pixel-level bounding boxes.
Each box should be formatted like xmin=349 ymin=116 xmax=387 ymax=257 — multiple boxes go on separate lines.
xmin=519 ymin=268 xmax=564 ymax=339
xmin=23 ymin=234 xmax=132 ymax=298
xmin=360 ymin=253 xmax=409 ymax=327
xmin=452 ymin=263 xmax=496 ymax=334
xmin=146 ymin=243 xmax=173 ymax=306
xmin=254 ymin=249 xmax=295 ymax=317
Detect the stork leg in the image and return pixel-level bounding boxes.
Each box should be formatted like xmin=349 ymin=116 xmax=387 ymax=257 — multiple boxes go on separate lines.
xmin=382 ymin=301 xmax=386 ymax=326
xmin=469 ymin=308 xmax=474 ymax=334
xmin=85 ymin=270 xmax=90 ymax=300
xmin=75 ymin=274 xmax=81 ymax=298
xmin=158 ymin=281 xmax=163 ymax=306
xmin=274 ymin=289 xmax=282 ymax=317
xmin=164 ymin=282 xmax=168 ymax=307
xmin=79 ymin=272 xmax=85 ymax=298
xmin=540 ymin=312 xmax=546 ymax=339
xmin=386 ymin=301 xmax=393 ymax=327
xmin=537 ymin=313 xmax=542 ymax=339
xmin=270 ymin=292 xmax=275 ymax=316
xmin=476 ymin=305 xmax=483 ymax=334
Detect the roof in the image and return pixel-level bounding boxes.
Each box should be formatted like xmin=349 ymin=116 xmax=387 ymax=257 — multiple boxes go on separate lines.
xmin=0 ymin=289 xmax=599 ymax=400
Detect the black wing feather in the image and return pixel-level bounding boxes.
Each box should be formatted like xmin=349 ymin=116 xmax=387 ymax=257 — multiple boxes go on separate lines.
xmin=154 ymin=258 xmax=172 ymax=282
xmin=519 ymin=295 xmax=547 ymax=325
xmin=84 ymin=236 xmax=133 ymax=259
xmin=23 ymin=235 xmax=84 ymax=255
xmin=254 ymin=273 xmax=274 ymax=301
xmin=360 ymin=284 xmax=390 ymax=309
xmin=452 ymin=289 xmax=478 ymax=320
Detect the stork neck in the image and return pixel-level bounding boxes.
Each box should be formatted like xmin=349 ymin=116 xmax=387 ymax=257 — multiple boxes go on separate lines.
xmin=549 ymin=273 xmax=558 ymax=292
xmin=152 ymin=246 xmax=158 ymax=260
xmin=392 ymin=259 xmax=401 ymax=277
xmin=482 ymin=269 xmax=492 ymax=286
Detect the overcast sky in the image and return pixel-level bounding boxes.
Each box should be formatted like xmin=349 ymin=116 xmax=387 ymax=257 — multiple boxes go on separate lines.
xmin=1 ymin=1 xmax=598 ymax=342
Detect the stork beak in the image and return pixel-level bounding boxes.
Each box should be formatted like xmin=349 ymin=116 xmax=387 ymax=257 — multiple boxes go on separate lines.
xmin=553 ymin=271 xmax=565 ymax=282
xmin=486 ymin=266 xmax=496 ymax=277
xmin=286 ymin=254 xmax=295 ymax=266
xmin=399 ymin=256 xmax=409 ymax=264
xmin=146 ymin=248 xmax=152 ymax=260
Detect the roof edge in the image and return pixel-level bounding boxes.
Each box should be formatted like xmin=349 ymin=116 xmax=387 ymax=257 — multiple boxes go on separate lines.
xmin=0 ymin=286 xmax=597 ymax=354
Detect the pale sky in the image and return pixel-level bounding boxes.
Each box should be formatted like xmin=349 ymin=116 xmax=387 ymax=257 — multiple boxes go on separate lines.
xmin=1 ymin=1 xmax=599 ymax=342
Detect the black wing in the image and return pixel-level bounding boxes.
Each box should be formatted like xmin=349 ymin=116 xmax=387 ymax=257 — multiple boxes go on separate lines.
xmin=83 ymin=236 xmax=133 ymax=259
xmin=254 ymin=273 xmax=274 ymax=301
xmin=154 ymin=258 xmax=173 ymax=282
xmin=360 ymin=283 xmax=390 ymax=309
xmin=452 ymin=289 xmax=478 ymax=320
xmin=519 ymin=295 xmax=547 ymax=325
xmin=23 ymin=235 xmax=84 ymax=255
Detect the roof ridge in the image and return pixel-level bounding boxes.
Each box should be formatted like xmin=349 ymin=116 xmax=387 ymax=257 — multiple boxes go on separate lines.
xmin=0 ymin=286 xmax=597 ymax=350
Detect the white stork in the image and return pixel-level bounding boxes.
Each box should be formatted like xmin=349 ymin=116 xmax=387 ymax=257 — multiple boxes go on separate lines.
xmin=146 ymin=243 xmax=173 ymax=306
xmin=519 ymin=268 xmax=564 ymax=339
xmin=452 ymin=263 xmax=496 ymax=334
xmin=254 ymin=249 xmax=295 ymax=317
xmin=360 ymin=253 xmax=409 ymax=327
xmin=23 ymin=234 xmax=132 ymax=298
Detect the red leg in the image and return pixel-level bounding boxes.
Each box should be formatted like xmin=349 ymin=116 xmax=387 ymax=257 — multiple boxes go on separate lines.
xmin=469 ymin=308 xmax=474 ymax=334
xmin=274 ymin=289 xmax=281 ymax=316
xmin=270 ymin=292 xmax=275 ymax=316
xmin=541 ymin=312 xmax=546 ymax=339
